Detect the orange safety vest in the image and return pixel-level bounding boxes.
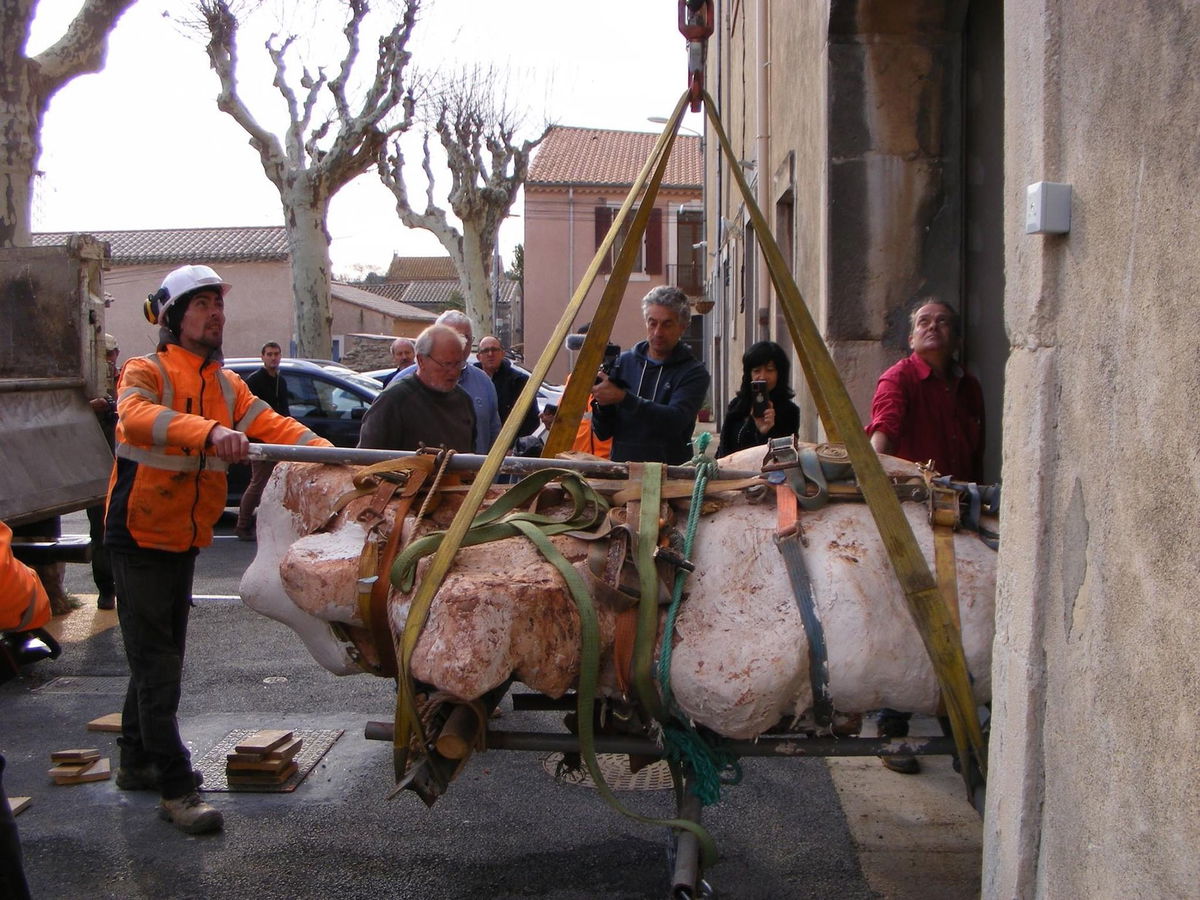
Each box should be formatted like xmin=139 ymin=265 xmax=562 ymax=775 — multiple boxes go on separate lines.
xmin=562 ymin=375 xmax=612 ymax=458
xmin=106 ymin=345 xmax=331 ymax=553
xmin=572 ymin=405 xmax=613 ymax=458
xmin=0 ymin=521 xmax=50 ymax=632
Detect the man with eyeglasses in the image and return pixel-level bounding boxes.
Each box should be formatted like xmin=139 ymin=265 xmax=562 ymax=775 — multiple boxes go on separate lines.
xmin=358 ymin=324 xmax=476 ymax=453
xmin=865 ymin=297 xmax=985 ymax=776
xmin=474 ymin=335 xmax=539 ymax=441
xmin=389 ymin=310 xmax=501 ymax=454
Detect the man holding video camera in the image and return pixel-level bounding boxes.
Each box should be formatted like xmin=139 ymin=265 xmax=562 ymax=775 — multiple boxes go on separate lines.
xmin=591 ymin=286 xmax=710 ymax=465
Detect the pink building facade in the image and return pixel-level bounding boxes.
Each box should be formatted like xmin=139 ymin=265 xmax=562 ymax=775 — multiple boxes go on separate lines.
xmin=522 ymin=127 xmax=703 ymax=383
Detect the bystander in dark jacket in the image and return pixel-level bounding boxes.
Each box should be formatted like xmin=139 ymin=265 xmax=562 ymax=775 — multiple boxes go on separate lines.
xmin=716 ymin=341 xmax=801 ymax=458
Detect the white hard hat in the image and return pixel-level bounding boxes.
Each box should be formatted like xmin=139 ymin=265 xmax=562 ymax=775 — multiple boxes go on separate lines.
xmin=145 ymin=264 xmax=232 ymax=327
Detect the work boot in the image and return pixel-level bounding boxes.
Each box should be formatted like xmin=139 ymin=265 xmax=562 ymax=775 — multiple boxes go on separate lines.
xmin=117 ymin=764 xmax=203 ymax=792
xmin=158 ymin=792 xmax=223 ymax=834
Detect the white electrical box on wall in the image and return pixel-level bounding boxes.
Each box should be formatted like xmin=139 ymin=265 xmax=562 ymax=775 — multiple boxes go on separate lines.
xmin=1025 ymin=181 xmax=1072 ymax=234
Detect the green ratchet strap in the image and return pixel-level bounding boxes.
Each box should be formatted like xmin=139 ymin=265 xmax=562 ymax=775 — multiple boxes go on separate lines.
xmin=632 ymin=462 xmax=669 ymax=725
xmin=390 ymin=468 xmax=607 ymax=592
xmin=503 ymin=520 xmax=719 ymax=868
xmin=702 ymin=89 xmax=987 ymax=790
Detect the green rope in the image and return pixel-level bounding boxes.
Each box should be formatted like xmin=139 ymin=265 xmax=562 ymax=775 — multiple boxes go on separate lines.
xmin=651 ymin=432 xmax=741 ymax=804
xmin=660 ymin=722 xmax=742 ymax=805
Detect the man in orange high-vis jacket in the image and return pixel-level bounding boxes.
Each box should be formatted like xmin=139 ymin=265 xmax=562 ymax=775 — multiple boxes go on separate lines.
xmin=1 ymin=518 xmax=50 ymax=900
xmin=105 ymin=265 xmax=332 ymax=836
xmin=0 ymin=521 xmax=50 ymax=634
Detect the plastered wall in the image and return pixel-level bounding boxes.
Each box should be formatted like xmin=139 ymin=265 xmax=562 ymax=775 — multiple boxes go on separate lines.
xmin=985 ymin=1 xmax=1200 ymax=895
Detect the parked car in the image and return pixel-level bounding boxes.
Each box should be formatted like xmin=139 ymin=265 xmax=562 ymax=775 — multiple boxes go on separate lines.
xmin=222 ymin=358 xmax=381 ymax=505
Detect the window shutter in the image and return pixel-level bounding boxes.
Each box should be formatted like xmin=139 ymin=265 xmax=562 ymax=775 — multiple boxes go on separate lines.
xmin=595 ymin=206 xmax=613 ymax=274
xmin=646 ymin=207 xmax=663 ymax=275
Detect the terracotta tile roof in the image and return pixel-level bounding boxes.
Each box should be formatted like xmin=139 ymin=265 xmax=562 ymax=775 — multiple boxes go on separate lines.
xmin=527 ymin=126 xmax=702 ymax=188
xmin=385 ymin=256 xmax=458 ymax=281
xmin=331 ymin=282 xmax=437 ymax=321
xmin=32 ymin=226 xmax=289 ymax=266
xmin=355 ymin=281 xmax=411 ymax=303
xmin=357 ymin=280 xmax=516 ymax=309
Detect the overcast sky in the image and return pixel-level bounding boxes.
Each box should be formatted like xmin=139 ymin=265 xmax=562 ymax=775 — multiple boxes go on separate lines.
xmin=29 ymin=0 xmax=703 ymax=276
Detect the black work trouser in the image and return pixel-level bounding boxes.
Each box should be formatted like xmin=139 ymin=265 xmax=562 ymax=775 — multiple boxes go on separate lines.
xmin=236 ymin=459 xmax=276 ymax=531
xmin=86 ymin=503 xmax=115 ymax=598
xmin=876 ymin=708 xmax=912 ymax=737
xmin=0 ymin=754 xmax=32 ymax=900
xmin=110 ymin=548 xmax=198 ymax=799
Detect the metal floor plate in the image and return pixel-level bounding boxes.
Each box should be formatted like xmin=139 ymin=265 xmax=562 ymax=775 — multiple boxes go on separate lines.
xmin=541 ymin=752 xmax=674 ymax=792
xmin=32 ymin=675 xmax=128 ymax=694
xmin=196 ymin=729 xmax=343 ymax=793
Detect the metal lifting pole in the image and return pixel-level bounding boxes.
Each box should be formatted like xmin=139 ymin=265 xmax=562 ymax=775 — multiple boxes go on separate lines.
xmin=246 ymin=443 xmax=759 ymax=482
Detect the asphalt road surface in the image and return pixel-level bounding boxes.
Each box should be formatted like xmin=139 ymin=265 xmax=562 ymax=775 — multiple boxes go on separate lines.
xmin=2 ymin=509 xmax=978 ymax=899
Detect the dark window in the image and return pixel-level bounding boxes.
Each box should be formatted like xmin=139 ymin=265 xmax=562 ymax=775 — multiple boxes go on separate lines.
xmin=595 ymin=204 xmax=663 ymax=275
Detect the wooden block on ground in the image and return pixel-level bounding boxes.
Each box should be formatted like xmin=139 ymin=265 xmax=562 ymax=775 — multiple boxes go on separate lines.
xmin=265 ymin=736 xmax=303 ymax=762
xmin=86 ymin=713 xmax=122 ymax=733
xmin=226 ymin=761 xmax=298 ymax=785
xmin=50 ymin=748 xmax=101 ymax=764
xmin=52 ymin=757 xmax=111 ymax=785
xmin=226 ymin=756 xmax=291 ymax=774
xmin=233 ymin=729 xmax=293 ymax=755
xmin=7 ymin=797 xmax=31 ymax=816
xmin=48 ymin=762 xmax=91 ymax=778
xmin=226 ymin=737 xmax=303 ymax=768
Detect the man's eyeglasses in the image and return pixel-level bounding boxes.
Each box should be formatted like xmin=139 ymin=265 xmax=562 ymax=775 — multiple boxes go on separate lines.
xmin=423 ymin=355 xmax=461 ymax=370
xmin=478 ymin=347 xmax=503 ymax=355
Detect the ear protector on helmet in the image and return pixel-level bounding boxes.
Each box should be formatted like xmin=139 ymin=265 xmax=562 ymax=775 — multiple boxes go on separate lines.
xmin=144 ymin=287 xmax=170 ymax=325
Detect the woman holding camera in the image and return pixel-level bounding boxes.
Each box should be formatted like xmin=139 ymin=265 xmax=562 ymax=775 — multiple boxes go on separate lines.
xmin=716 ymin=341 xmax=801 ymax=458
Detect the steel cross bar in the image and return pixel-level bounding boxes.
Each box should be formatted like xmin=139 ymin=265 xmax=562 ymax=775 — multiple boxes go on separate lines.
xmin=363 ymin=722 xmax=957 ymax=758
xmin=247 ymin=443 xmax=759 ymax=482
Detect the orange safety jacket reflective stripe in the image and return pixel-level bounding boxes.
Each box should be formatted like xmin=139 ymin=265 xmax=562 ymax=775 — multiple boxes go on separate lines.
xmin=0 ymin=521 xmax=51 ymax=632
xmin=105 ymin=345 xmax=332 ymax=553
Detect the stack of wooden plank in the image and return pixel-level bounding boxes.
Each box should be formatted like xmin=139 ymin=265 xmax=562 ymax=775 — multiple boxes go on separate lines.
xmin=225 ymin=730 xmax=301 ymax=786
xmin=47 ymin=748 xmax=111 ymax=785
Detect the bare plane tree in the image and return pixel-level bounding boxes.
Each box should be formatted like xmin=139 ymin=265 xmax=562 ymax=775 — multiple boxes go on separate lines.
xmin=199 ymin=0 xmax=418 ymax=356
xmin=379 ymin=66 xmax=549 ymax=337
xmin=0 ymin=0 xmax=134 ymax=613
xmin=0 ymin=0 xmax=135 ymax=247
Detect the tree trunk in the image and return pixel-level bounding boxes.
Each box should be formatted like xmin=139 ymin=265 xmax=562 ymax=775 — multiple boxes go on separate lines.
xmin=0 ymin=64 xmax=39 ymax=247
xmin=458 ymin=227 xmax=493 ymax=337
xmin=1 ymin=0 xmax=136 ymax=247
xmin=283 ymin=189 xmax=333 ymax=358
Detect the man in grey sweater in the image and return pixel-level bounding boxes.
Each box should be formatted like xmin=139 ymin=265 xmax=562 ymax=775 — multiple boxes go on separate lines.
xmin=358 ymin=324 xmax=476 ymax=453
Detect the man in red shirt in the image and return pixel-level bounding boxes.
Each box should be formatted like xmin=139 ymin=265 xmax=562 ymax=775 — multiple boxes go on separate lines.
xmin=867 ymin=299 xmax=985 ymax=482
xmin=866 ymin=298 xmax=986 ymax=774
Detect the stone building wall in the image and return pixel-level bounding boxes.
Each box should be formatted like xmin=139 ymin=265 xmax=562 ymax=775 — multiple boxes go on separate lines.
xmin=986 ymin=1 xmax=1200 ymax=895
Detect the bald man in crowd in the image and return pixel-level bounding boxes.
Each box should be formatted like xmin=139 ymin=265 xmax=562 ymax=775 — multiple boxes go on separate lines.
xmin=358 ymin=324 xmax=475 ymax=452
xmin=391 ymin=311 xmax=501 ymax=453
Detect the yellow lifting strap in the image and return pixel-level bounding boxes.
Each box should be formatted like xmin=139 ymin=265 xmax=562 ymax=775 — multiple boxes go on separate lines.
xmin=391 ymin=93 xmax=694 ymax=781
xmin=541 ymin=96 xmax=695 ymax=459
xmin=699 ymin=89 xmax=987 ymax=788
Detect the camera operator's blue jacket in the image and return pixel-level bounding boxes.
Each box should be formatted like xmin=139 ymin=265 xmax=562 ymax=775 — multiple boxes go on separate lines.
xmin=591 ymin=340 xmax=710 ymax=465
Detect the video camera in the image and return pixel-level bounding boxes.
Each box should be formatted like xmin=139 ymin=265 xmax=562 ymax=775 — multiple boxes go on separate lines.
xmin=564 ymin=333 xmax=625 ymax=388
